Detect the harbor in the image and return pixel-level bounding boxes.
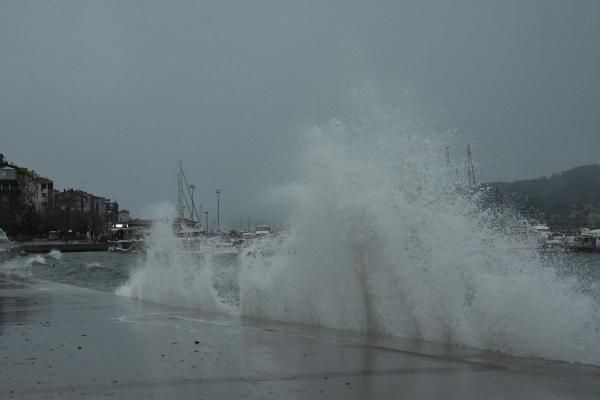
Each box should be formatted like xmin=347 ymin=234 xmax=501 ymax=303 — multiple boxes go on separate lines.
xmin=2 ymin=2 xmax=600 ymax=398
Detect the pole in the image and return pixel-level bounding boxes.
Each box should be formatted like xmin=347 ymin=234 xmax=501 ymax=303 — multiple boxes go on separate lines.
xmin=190 ymin=185 xmax=196 ymax=222
xmin=177 ymin=162 xmax=183 ymax=221
xmin=218 ymin=190 xmax=221 ymax=232
xmin=445 ymin=146 xmax=451 ymax=182
xmin=247 ymin=216 xmax=251 ymax=232
xmin=467 ymin=144 xmax=476 ymax=187
xmin=204 ymin=211 xmax=209 ymax=235
xmin=65 ymin=207 xmax=70 ymax=244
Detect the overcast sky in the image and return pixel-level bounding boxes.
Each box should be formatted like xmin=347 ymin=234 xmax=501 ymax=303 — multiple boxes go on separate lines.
xmin=2 ymin=0 xmax=599 ymax=224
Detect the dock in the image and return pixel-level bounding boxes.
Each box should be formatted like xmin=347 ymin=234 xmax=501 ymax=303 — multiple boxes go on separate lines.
xmin=1 ymin=274 xmax=599 ymax=399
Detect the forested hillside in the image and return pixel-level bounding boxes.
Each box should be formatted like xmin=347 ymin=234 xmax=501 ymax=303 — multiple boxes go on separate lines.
xmin=487 ymin=165 xmax=600 ymax=228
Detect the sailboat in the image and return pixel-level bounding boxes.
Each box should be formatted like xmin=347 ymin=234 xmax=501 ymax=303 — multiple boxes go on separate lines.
xmin=175 ymin=163 xmax=239 ymax=255
xmin=176 ymin=161 xmax=204 ymax=239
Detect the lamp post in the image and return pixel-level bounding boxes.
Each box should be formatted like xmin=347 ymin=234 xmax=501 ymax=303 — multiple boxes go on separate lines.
xmin=65 ymin=206 xmax=70 ymax=244
xmin=215 ymin=189 xmax=221 ymax=233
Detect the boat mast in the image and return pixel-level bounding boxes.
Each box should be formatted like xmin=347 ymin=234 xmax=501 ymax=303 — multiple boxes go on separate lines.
xmin=445 ymin=146 xmax=452 ymax=183
xmin=177 ymin=162 xmax=184 ymax=221
xmin=467 ymin=144 xmax=477 ymax=187
xmin=177 ymin=162 xmax=202 ymax=227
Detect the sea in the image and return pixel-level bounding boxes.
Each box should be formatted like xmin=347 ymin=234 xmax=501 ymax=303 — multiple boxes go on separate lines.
xmin=1 ymin=249 xmax=599 ymax=303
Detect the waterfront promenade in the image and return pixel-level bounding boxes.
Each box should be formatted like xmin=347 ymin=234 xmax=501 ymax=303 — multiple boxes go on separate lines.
xmin=1 ymin=275 xmax=599 ymax=399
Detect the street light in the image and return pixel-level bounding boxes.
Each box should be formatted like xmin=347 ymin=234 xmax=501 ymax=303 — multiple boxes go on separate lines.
xmin=215 ymin=189 xmax=221 ymax=233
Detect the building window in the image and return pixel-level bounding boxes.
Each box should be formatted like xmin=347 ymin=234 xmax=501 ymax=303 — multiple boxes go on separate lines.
xmin=0 ymin=195 xmax=9 ymax=209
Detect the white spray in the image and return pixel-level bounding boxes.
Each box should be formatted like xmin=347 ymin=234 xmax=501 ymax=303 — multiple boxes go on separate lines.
xmin=48 ymin=249 xmax=63 ymax=260
xmin=118 ymin=116 xmax=600 ymax=365
xmin=116 ymin=203 xmax=235 ymax=314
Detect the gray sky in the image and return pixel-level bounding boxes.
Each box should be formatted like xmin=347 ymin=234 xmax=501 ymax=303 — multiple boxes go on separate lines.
xmin=2 ymin=0 xmax=599 ymax=224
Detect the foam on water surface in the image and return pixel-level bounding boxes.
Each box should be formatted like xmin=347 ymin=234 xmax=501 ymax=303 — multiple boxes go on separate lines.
xmin=48 ymin=249 xmax=63 ymax=260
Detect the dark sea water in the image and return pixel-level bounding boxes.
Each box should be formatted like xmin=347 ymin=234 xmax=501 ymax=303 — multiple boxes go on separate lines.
xmin=1 ymin=250 xmax=598 ymax=298
xmin=0 ymin=251 xmax=138 ymax=292
xmin=0 ymin=250 xmax=242 ymax=295
xmin=538 ymin=252 xmax=600 ymax=302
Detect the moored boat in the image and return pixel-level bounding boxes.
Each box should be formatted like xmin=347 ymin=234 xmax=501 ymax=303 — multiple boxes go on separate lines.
xmin=564 ymin=229 xmax=600 ymax=253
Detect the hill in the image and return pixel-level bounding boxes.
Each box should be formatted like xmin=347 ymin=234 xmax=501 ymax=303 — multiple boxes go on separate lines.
xmin=487 ymin=164 xmax=600 ymax=229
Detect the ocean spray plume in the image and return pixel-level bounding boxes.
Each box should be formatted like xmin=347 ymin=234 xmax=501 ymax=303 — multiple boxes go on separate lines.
xmin=118 ymin=116 xmax=600 ymax=365
xmin=237 ymin=120 xmax=600 ymax=364
xmin=116 ymin=206 xmax=235 ymax=314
